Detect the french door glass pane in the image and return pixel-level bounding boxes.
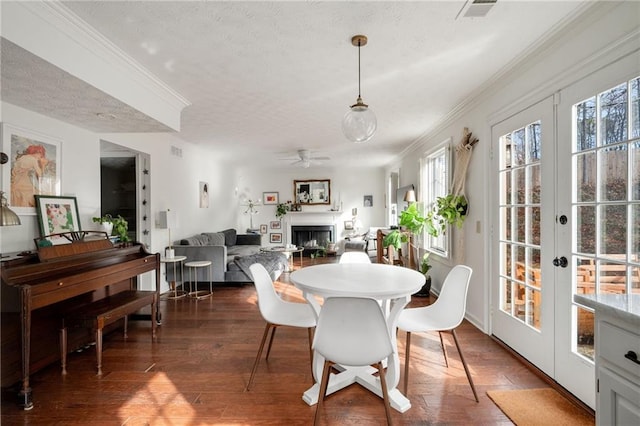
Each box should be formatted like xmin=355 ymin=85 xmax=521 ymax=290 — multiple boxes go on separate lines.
xmin=598 ymin=260 xmax=627 ymax=294
xmin=513 ymin=129 xmax=526 ymax=166
xmin=514 ymin=168 xmax=525 ymax=204
xmin=529 ymin=207 xmax=541 ymax=245
xmin=600 ymin=204 xmax=627 ymax=256
xmin=632 ymin=141 xmax=640 ymax=200
xmin=633 ymin=204 xmax=640 ymax=255
xmin=576 ymin=97 xmax=596 ymax=151
xmin=632 ymin=78 xmax=640 ymax=138
xmin=516 ymin=207 xmax=526 ymax=243
xmin=575 ymin=152 xmax=596 ymax=202
xmin=576 ymin=206 xmax=596 ymax=254
xmin=599 ymin=83 xmax=627 ymax=145
xmin=600 ymin=145 xmax=627 ymax=201
xmin=528 ymin=164 xmax=541 ymax=203
xmin=576 ymin=305 xmax=594 ymax=361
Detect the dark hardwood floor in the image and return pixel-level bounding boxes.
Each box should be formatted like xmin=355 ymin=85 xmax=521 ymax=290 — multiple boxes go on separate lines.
xmin=1 ymin=256 xmax=590 ymax=425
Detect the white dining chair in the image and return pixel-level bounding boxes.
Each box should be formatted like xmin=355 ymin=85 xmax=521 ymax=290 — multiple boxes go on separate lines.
xmin=313 ymin=297 xmax=394 ymax=425
xmin=246 ymin=263 xmax=316 ymax=391
xmin=397 ymin=264 xmax=478 ymax=402
xmin=339 ymin=251 xmax=371 ymax=264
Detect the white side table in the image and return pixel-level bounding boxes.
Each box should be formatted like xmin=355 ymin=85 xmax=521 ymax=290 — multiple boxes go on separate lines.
xmin=185 ymin=260 xmax=213 ymax=299
xmin=161 ymin=255 xmax=187 ymax=299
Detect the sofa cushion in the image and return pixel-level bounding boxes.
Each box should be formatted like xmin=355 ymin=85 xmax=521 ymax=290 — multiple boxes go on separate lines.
xmin=202 ymin=232 xmax=225 ymax=246
xmin=180 ymin=234 xmax=210 ymax=246
xmin=221 ymin=228 xmax=237 ymax=246
xmin=227 ymin=245 xmax=261 ymax=258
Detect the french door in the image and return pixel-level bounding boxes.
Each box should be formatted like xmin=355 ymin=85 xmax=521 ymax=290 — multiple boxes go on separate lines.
xmin=555 ymin=54 xmax=640 ymax=408
xmin=491 ymin=53 xmax=639 ymax=409
xmin=491 ymin=97 xmax=556 ymax=377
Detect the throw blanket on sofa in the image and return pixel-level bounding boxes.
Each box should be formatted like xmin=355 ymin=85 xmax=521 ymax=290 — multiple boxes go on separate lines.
xmin=234 ymin=251 xmax=288 ymax=280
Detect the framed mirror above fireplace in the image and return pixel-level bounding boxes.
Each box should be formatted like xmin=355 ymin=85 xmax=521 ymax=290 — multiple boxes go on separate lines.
xmin=293 ymin=179 xmax=330 ymax=205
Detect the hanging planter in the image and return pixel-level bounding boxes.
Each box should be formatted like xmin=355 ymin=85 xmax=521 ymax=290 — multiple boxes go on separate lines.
xmin=425 ymin=128 xmax=478 ymax=238
xmin=424 ymin=194 xmax=468 ymax=237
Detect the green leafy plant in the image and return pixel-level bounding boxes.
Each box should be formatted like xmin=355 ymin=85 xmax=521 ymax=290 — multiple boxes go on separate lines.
xmin=426 ymin=194 xmax=468 ymax=237
xmin=275 ymin=202 xmax=290 ymax=220
xmin=382 ymin=203 xmax=427 ymax=249
xmin=310 ymin=245 xmax=326 ymax=259
xmin=92 ymin=214 xmax=130 ymax=242
xmin=420 ymin=252 xmax=431 ymax=275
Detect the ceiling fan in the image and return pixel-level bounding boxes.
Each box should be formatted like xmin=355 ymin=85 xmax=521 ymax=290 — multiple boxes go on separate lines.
xmin=282 ymin=149 xmax=330 ymax=168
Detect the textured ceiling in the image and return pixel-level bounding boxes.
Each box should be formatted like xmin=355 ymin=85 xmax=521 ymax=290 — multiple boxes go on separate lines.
xmin=2 ymin=1 xmax=591 ymax=168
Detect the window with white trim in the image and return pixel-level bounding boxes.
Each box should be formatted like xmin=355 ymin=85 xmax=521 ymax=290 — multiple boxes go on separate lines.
xmin=421 ymin=139 xmax=451 ymax=258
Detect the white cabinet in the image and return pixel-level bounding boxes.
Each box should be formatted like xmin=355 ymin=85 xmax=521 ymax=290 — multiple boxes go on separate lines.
xmin=595 ymin=315 xmax=640 ymax=425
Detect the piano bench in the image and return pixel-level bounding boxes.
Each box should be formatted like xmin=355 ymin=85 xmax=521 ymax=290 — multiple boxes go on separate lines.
xmin=60 ymin=290 xmax=157 ymax=376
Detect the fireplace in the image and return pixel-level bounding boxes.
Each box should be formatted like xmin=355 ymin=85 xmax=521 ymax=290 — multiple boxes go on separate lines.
xmin=291 ymin=225 xmax=335 ymax=256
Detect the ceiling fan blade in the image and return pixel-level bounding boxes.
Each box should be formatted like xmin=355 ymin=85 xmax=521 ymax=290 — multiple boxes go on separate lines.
xmin=310 ymin=156 xmax=330 ymax=161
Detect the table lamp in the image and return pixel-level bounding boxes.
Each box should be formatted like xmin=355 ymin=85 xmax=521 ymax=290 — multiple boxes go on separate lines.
xmin=159 ymin=209 xmax=177 ymax=258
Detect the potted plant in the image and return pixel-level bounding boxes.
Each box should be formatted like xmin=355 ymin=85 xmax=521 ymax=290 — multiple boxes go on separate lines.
xmin=426 ymin=194 xmax=468 ymax=237
xmin=414 ymin=252 xmax=432 ymax=297
xmin=275 ymin=202 xmax=290 ymax=220
xmin=92 ymin=214 xmax=130 ymax=243
xmin=382 ymin=202 xmax=426 ymax=267
xmin=92 ymin=214 xmax=114 ymax=236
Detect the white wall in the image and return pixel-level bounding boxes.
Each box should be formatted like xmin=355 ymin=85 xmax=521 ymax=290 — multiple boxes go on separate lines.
xmin=0 ymin=103 xmax=101 ymax=252
xmin=387 ymin=1 xmax=640 ymax=331
xmin=234 ymin=165 xmax=386 ymax=245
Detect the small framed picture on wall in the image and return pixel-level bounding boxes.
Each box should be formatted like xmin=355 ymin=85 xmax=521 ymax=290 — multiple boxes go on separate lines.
xmin=263 ymin=192 xmax=279 ymax=205
xmin=260 ymin=224 xmax=267 ymax=234
xmin=270 ymin=233 xmax=282 ymax=243
xmin=270 ymin=221 xmax=281 ymax=229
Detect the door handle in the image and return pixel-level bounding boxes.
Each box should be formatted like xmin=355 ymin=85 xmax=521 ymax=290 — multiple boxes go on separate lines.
xmin=553 ymin=256 xmax=568 ymax=268
xmin=624 ymin=351 xmax=640 ymax=365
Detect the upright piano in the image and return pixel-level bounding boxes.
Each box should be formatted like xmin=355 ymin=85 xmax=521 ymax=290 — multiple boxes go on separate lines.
xmin=1 ymin=239 xmax=160 ymax=410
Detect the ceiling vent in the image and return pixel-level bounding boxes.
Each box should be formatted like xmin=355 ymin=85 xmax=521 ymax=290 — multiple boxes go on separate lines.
xmin=456 ymin=0 xmax=497 ymax=19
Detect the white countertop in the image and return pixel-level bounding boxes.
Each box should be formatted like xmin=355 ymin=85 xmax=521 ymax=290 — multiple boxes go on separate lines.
xmin=574 ymin=293 xmax=640 ymax=327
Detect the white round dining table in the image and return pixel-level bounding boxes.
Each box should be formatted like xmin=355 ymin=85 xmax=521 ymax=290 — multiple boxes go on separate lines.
xmin=290 ymin=263 xmax=425 ymax=413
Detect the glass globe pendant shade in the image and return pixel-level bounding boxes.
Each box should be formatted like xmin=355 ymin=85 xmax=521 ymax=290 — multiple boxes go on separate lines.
xmin=342 ymin=97 xmax=377 ymax=143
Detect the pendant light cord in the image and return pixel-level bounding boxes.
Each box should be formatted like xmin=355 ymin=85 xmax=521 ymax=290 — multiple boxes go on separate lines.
xmin=357 ymin=39 xmax=362 ymax=99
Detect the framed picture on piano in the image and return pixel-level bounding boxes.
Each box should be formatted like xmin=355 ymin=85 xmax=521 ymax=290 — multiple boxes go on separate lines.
xmin=34 ymin=195 xmax=81 ymax=245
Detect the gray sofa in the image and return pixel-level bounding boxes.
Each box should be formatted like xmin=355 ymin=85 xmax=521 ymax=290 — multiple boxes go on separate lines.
xmin=166 ymin=229 xmax=287 ymax=284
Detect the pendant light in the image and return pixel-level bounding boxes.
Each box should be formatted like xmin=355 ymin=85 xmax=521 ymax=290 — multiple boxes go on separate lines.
xmin=342 ymin=35 xmax=377 ymax=143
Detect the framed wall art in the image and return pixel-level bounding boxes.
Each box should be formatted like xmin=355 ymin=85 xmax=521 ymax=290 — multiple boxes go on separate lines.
xmin=260 ymin=224 xmax=268 ymax=234
xmin=270 ymin=233 xmax=282 ymax=244
xmin=2 ymin=123 xmax=61 ymax=215
xmin=270 ymin=220 xmax=281 ymax=229
xmin=263 ymin=191 xmax=279 ymax=205
xmin=344 ymin=220 xmax=354 ymax=230
xmin=293 ymin=179 xmax=330 ymax=205
xmin=34 ymin=195 xmax=81 ymax=244
xmin=199 ymin=181 xmax=209 ymax=208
